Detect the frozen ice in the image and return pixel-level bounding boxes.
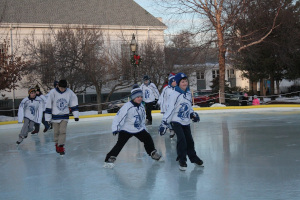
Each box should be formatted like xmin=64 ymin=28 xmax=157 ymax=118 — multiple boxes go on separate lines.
xmin=1 ymin=108 xmax=300 ymax=200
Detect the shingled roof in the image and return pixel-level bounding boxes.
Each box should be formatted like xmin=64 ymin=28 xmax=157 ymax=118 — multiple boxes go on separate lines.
xmin=0 ymin=0 xmax=166 ymax=27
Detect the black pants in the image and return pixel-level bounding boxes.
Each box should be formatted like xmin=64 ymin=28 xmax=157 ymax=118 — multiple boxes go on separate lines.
xmin=171 ymin=122 xmax=200 ymax=163
xmin=105 ymin=130 xmax=156 ymax=161
xmin=145 ymin=102 xmax=154 ymax=122
xmin=33 ymin=112 xmax=50 ymax=132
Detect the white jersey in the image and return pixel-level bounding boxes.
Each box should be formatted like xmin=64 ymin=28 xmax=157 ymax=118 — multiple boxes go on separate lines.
xmin=162 ymin=87 xmax=194 ymax=125
xmin=112 ymin=101 xmax=146 ymax=134
xmin=140 ymin=82 xmax=159 ymax=103
xmin=38 ymin=94 xmax=47 ymax=111
xmin=158 ymin=85 xmax=174 ymax=113
xmin=45 ymin=88 xmax=79 ymax=123
xmin=18 ymin=96 xmax=43 ymax=124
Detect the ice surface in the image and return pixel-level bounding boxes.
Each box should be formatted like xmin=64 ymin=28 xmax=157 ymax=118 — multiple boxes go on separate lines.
xmin=1 ymin=109 xmax=300 ymax=200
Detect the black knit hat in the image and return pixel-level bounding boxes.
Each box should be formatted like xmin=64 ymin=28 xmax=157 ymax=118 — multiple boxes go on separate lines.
xmin=58 ymin=80 xmax=67 ymax=88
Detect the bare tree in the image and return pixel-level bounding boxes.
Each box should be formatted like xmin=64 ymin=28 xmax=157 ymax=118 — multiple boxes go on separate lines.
xmin=157 ymin=0 xmax=282 ymax=103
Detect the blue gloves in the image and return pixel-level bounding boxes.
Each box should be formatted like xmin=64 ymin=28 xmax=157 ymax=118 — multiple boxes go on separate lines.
xmin=113 ymin=131 xmax=119 ymax=136
xmin=158 ymin=121 xmax=168 ymax=136
xmin=190 ymin=112 xmax=200 ymax=122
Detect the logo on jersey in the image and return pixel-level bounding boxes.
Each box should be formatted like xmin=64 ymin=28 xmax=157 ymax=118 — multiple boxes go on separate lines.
xmin=144 ymin=90 xmax=150 ymax=99
xmin=56 ymin=98 xmax=68 ymax=111
xmin=29 ymin=106 xmax=35 ymax=115
xmin=134 ymin=114 xmax=143 ymax=129
xmin=177 ymin=103 xmax=189 ymax=120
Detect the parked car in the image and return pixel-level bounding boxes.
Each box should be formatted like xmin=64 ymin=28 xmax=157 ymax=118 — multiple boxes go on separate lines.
xmin=107 ymin=97 xmax=129 ymax=113
xmin=227 ymin=92 xmax=249 ymax=106
xmin=193 ymin=90 xmax=219 ymax=107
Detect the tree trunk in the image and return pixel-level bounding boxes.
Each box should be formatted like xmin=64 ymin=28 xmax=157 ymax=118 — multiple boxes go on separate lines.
xmin=276 ymin=79 xmax=280 ymax=95
xmin=95 ymin=84 xmax=102 ymax=113
xmin=216 ymin=27 xmax=226 ymax=104
xmin=253 ymin=81 xmax=258 ymax=95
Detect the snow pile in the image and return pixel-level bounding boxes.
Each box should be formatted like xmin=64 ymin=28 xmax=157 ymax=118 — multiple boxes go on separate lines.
xmin=210 ymin=103 xmax=226 ymax=107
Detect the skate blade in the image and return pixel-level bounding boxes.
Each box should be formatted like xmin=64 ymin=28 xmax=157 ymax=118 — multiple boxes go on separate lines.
xmin=103 ymin=162 xmax=115 ymax=169
xmin=179 ymin=166 xmax=187 ymax=171
xmin=157 ymin=156 xmax=165 ymax=162
xmin=194 ymin=163 xmax=204 ymax=167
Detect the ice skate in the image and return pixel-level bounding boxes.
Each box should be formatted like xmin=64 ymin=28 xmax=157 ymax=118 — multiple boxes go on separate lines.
xmin=43 ymin=127 xmax=49 ymax=133
xmin=179 ymin=161 xmax=187 ymax=171
xmin=55 ymin=143 xmax=59 ymax=153
xmin=169 ymin=130 xmax=176 ymax=140
xmin=16 ymin=136 xmax=24 ymax=145
xmin=194 ymin=159 xmax=204 ymax=167
xmin=103 ymin=156 xmax=116 ymax=168
xmin=57 ymin=145 xmax=65 ymax=156
xmin=31 ymin=130 xmax=38 ymax=135
xmin=151 ymin=150 xmax=164 ymax=162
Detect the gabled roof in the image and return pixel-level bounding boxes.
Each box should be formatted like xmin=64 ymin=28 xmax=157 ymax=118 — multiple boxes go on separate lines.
xmin=0 ymin=0 xmax=166 ymax=27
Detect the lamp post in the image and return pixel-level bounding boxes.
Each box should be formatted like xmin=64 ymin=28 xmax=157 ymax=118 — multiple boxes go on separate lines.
xmin=130 ymin=34 xmax=138 ymax=84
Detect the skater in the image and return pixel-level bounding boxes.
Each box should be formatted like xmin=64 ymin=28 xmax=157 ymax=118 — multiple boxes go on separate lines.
xmin=140 ymin=75 xmax=160 ymax=125
xmin=159 ymin=73 xmax=203 ymax=171
xmin=31 ymin=86 xmax=50 ymax=134
xmin=157 ymin=73 xmax=177 ymax=139
xmin=241 ymin=93 xmax=248 ymax=106
xmin=45 ymin=80 xmax=79 ymax=155
xmin=104 ymin=85 xmax=163 ymax=168
xmin=16 ymin=87 xmax=43 ymax=145
xmin=252 ymin=95 xmax=260 ymax=105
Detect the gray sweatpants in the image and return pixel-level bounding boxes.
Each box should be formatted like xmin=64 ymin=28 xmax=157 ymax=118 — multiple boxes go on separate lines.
xmin=19 ymin=118 xmax=35 ymax=138
xmin=53 ymin=120 xmax=68 ymax=146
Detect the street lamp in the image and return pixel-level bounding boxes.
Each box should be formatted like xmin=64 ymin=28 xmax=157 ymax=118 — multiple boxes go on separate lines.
xmin=130 ymin=34 xmax=138 ymax=84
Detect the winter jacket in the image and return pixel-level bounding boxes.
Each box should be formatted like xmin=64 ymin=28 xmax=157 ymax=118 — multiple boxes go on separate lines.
xmin=140 ymin=82 xmax=159 ymax=103
xmin=45 ymin=87 xmax=79 ymax=122
xmin=18 ymin=96 xmax=43 ymax=124
xmin=112 ymin=100 xmax=146 ymax=134
xmin=158 ymin=85 xmax=174 ymax=113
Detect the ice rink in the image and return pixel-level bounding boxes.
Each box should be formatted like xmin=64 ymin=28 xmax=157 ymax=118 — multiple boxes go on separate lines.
xmin=1 ymin=108 xmax=300 ymax=200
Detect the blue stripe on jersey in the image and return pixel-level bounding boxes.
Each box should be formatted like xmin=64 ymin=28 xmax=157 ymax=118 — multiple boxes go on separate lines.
xmin=52 ymin=114 xmax=69 ymax=120
xmin=45 ymin=108 xmax=52 ymax=114
xmin=70 ymin=105 xmax=79 ymax=112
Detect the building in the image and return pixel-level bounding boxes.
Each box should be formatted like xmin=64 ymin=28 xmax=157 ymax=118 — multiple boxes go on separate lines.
xmin=0 ymin=0 xmax=167 ymax=100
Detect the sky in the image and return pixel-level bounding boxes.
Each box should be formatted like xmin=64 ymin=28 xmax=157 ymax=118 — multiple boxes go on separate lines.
xmin=133 ymin=0 xmax=193 ymax=35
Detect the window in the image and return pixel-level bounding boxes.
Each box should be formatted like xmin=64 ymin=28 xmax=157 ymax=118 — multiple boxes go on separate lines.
xmin=197 ymin=71 xmax=205 ymax=80
xmin=0 ymin=43 xmax=7 ymax=64
xmin=212 ymin=70 xmax=219 ymax=79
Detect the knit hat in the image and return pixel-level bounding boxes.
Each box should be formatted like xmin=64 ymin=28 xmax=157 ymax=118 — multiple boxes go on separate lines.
xmin=58 ymin=80 xmax=67 ymax=88
xmin=254 ymin=95 xmax=257 ymax=98
xmin=143 ymin=75 xmax=149 ymax=81
xmin=168 ymin=73 xmax=176 ymax=85
xmin=174 ymin=73 xmax=188 ymax=86
xmin=131 ymin=85 xmax=143 ymax=100
xmin=28 ymin=87 xmax=36 ymax=94
xmin=54 ymin=80 xmax=58 ymax=88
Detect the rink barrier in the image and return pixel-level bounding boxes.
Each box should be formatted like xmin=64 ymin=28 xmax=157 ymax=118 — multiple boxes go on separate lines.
xmin=1 ymin=104 xmax=300 ymax=126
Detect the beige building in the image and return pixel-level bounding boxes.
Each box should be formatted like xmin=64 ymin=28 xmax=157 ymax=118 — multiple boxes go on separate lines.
xmin=0 ymin=0 xmax=167 ymax=100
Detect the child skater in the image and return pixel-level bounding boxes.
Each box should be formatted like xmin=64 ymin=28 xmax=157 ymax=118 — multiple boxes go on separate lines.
xmin=104 ymin=85 xmax=163 ymax=168
xmin=159 ymin=73 xmax=203 ymax=171
xmin=31 ymin=86 xmax=50 ymax=134
xmin=140 ymin=75 xmax=160 ymax=125
xmin=157 ymin=73 xmax=177 ymax=139
xmin=45 ymin=80 xmax=79 ymax=155
xmin=16 ymin=87 xmax=43 ymax=144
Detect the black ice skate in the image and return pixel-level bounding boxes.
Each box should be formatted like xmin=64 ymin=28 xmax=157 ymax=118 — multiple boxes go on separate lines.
xmin=179 ymin=161 xmax=187 ymax=171
xmin=103 ymin=156 xmax=116 ymax=168
xmin=16 ymin=136 xmax=24 ymax=145
xmin=194 ymin=159 xmax=204 ymax=167
xmin=169 ymin=130 xmax=175 ymax=139
xmin=145 ymin=120 xmax=152 ymax=126
xmin=31 ymin=130 xmax=38 ymax=134
xmin=151 ymin=150 xmax=164 ymax=162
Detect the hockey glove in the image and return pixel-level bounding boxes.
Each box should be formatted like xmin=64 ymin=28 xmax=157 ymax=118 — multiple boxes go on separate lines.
xmin=113 ymin=131 xmax=119 ymax=136
xmin=74 ymin=118 xmax=79 ymax=121
xmin=190 ymin=112 xmax=200 ymax=122
xmin=158 ymin=121 xmax=168 ymax=136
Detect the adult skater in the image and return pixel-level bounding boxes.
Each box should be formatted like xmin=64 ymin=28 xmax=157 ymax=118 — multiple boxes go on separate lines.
xmin=159 ymin=73 xmax=203 ymax=171
xmin=252 ymin=95 xmax=260 ymax=105
xmin=140 ymin=75 xmax=160 ymax=125
xmin=16 ymin=87 xmax=43 ymax=144
xmin=104 ymin=85 xmax=163 ymax=168
xmin=31 ymin=86 xmax=50 ymax=134
xmin=157 ymin=73 xmax=177 ymax=139
xmin=45 ymin=80 xmax=79 ymax=155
